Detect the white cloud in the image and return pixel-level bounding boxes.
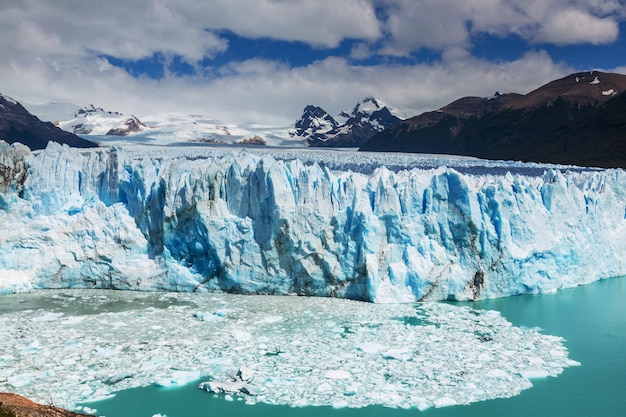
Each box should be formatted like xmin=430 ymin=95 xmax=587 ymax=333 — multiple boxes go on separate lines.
xmin=350 ymin=43 xmax=374 ymax=60
xmin=376 ymin=0 xmax=624 ymax=55
xmin=0 ymin=45 xmax=573 ymax=126
xmin=534 ymin=8 xmax=619 ymax=44
xmin=181 ymin=0 xmax=382 ymax=47
xmin=0 ymin=0 xmax=624 ymax=128
xmin=379 ymin=0 xmax=473 ymax=55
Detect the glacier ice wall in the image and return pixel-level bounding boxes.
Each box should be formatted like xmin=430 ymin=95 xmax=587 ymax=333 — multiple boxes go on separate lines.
xmin=1 ymin=140 xmax=625 ymax=302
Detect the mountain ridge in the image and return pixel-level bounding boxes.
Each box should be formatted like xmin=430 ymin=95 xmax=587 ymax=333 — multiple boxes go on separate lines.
xmin=291 ymin=96 xmax=402 ymax=147
xmin=360 ymin=71 xmax=626 ymax=168
xmin=0 ymin=94 xmax=98 ymax=150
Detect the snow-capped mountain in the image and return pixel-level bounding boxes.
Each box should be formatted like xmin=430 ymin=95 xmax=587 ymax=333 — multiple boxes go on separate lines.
xmin=0 ymin=94 xmax=97 ymax=150
xmin=25 ymin=103 xmax=148 ymax=136
xmin=292 ymin=105 xmax=339 ymax=142
xmin=25 ymin=101 xmax=301 ymax=147
xmin=290 ymin=97 xmax=402 ymax=147
xmin=126 ymin=113 xmax=297 ymax=147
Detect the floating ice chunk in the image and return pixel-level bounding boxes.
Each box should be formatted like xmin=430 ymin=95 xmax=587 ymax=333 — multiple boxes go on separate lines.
xmin=237 ymin=366 xmax=254 ymax=382
xmin=7 ymin=372 xmax=46 ymax=388
xmin=333 ymin=399 xmax=349 ymax=408
xmin=0 ymin=290 xmax=580 ymax=411
xmin=355 ymin=342 xmax=384 ymax=354
xmin=434 ymin=396 xmax=457 ymax=408
xmin=24 ymin=340 xmax=39 ymax=354
xmin=316 ymin=382 xmax=333 ymax=393
xmin=256 ymin=315 xmax=283 ymax=324
xmin=80 ymin=406 xmax=98 ymax=415
xmin=382 ymin=348 xmax=412 ymax=361
xmin=325 ymin=370 xmax=351 ymax=379
xmin=154 ymin=370 xmax=201 ymax=387
xmin=518 ymin=368 xmax=550 ymax=379
xmin=193 ymin=311 xmax=223 ymax=322
xmin=31 ymin=312 xmax=63 ymax=322
xmin=489 ymin=369 xmax=512 ymax=380
xmin=231 ymin=330 xmax=253 ymax=342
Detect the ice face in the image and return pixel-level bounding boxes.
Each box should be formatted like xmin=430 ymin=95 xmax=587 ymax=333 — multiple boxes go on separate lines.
xmin=1 ymin=141 xmax=625 ymax=301
xmin=0 ymin=290 xmax=579 ymax=411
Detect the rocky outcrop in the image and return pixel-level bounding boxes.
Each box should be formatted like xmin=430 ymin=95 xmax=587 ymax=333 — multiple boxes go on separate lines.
xmin=0 ymin=393 xmax=92 ymax=417
xmin=106 ymin=115 xmax=146 ymax=136
xmin=237 ymin=135 xmax=267 ymax=145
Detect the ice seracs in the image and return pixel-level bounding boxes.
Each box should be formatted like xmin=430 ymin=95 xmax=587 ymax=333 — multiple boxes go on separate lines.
xmin=0 ymin=141 xmax=625 ymax=302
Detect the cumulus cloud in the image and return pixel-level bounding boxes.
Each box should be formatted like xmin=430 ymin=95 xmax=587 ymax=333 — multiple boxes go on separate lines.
xmin=0 ymin=0 xmax=623 ymax=126
xmin=376 ymin=0 xmax=623 ymax=55
xmin=534 ymin=8 xmax=619 ymax=44
xmin=0 ymin=44 xmax=572 ymax=126
xmin=181 ymin=0 xmax=382 ymax=47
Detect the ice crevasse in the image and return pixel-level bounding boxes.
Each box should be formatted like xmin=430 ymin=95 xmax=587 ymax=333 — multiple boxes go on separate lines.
xmin=0 ymin=140 xmax=625 ymax=302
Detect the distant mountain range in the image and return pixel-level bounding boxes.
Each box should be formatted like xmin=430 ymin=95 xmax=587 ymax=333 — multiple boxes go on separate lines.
xmin=4 ymin=70 xmax=626 ymax=168
xmin=0 ymin=94 xmax=97 ymax=150
xmin=23 ymin=102 xmax=148 ymax=136
xmin=21 ymin=96 xmax=403 ymax=149
xmin=290 ymin=96 xmax=402 ymax=147
xmin=361 ymin=71 xmax=626 ymax=168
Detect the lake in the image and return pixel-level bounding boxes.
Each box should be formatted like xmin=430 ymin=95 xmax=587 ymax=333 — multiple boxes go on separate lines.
xmin=1 ymin=276 xmax=623 ymax=417
xmin=83 ymin=276 xmax=626 ymax=417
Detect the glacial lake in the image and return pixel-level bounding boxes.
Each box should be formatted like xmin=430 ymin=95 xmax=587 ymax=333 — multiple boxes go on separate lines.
xmin=1 ymin=276 xmax=624 ymax=417
xmin=86 ymin=276 xmax=626 ymax=417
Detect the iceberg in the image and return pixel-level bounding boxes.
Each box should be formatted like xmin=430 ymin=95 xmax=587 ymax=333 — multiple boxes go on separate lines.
xmin=1 ymin=140 xmax=625 ymax=302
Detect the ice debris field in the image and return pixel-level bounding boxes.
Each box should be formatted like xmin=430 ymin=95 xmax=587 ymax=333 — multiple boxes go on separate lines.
xmin=0 ymin=289 xmax=579 ymax=412
xmin=1 ymin=140 xmax=626 ymax=302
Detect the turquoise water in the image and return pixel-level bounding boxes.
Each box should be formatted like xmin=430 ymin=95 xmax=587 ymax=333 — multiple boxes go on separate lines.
xmin=86 ymin=277 xmax=626 ymax=417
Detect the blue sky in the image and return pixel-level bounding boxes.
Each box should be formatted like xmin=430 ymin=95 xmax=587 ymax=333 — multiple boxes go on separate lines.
xmin=1 ymin=1 xmax=625 ymax=125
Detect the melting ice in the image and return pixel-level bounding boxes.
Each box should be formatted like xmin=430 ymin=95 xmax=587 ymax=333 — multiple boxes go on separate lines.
xmin=0 ymin=290 xmax=578 ymax=411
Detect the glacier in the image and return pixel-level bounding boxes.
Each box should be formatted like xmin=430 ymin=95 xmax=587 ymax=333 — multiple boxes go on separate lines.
xmin=1 ymin=140 xmax=625 ymax=302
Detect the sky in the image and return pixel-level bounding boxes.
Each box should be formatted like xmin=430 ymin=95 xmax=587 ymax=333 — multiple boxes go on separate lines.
xmin=1 ymin=0 xmax=626 ymax=126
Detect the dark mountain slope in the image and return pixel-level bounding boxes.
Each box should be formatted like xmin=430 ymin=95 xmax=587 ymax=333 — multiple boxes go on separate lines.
xmin=291 ymin=97 xmax=401 ymax=147
xmin=361 ymin=71 xmax=626 ymax=168
xmin=0 ymin=94 xmax=97 ymax=150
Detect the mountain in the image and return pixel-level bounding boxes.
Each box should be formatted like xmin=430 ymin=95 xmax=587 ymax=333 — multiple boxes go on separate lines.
xmin=360 ymin=71 xmax=626 ymax=168
xmin=0 ymin=94 xmax=98 ymax=150
xmin=25 ymin=103 xmax=148 ymax=136
xmin=25 ymin=102 xmax=303 ymax=147
xmin=290 ymin=97 xmax=402 ymax=147
xmin=291 ymin=105 xmax=339 ymax=142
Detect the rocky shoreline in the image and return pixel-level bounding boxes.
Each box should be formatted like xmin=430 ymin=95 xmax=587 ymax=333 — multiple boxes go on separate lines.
xmin=0 ymin=393 xmax=92 ymax=417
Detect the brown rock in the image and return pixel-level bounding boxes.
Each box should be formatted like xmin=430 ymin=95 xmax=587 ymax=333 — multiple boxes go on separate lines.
xmin=0 ymin=393 xmax=92 ymax=417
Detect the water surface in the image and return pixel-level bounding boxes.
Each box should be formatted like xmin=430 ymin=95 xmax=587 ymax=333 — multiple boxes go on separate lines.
xmin=85 ymin=276 xmax=626 ymax=417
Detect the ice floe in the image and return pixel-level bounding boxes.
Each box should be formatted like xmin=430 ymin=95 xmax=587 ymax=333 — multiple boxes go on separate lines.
xmin=0 ymin=289 xmax=578 ymax=412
